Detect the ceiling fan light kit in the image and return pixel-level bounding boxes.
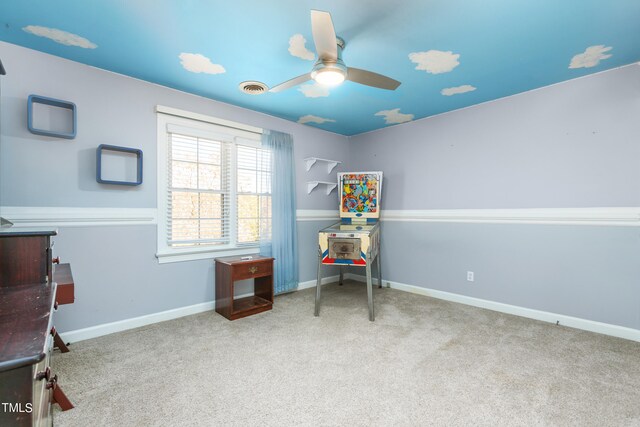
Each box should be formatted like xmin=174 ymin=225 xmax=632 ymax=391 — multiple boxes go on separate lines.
xmin=311 ymin=63 xmax=347 ymax=86
xmin=311 ymin=36 xmax=347 ymax=86
xmin=269 ymin=10 xmax=401 ymax=93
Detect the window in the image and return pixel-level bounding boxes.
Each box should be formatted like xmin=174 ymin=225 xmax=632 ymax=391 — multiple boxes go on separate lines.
xmin=236 ymin=145 xmax=272 ymax=244
xmin=156 ymin=108 xmax=271 ymax=263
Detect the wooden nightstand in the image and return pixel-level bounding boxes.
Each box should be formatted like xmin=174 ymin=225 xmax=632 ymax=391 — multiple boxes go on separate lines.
xmin=214 ymin=255 xmax=274 ymax=320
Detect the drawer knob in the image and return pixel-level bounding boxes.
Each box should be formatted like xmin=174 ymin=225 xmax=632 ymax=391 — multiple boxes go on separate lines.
xmin=45 ymin=374 xmax=58 ymax=390
xmin=249 ymin=266 xmax=258 ymax=274
xmin=36 ymin=367 xmax=51 ymax=381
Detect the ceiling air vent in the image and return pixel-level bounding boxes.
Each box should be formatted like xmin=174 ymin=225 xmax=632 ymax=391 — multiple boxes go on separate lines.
xmin=239 ymin=81 xmax=268 ymax=95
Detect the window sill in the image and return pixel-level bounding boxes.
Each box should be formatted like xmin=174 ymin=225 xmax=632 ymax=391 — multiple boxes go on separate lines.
xmin=156 ymin=246 xmax=260 ymax=264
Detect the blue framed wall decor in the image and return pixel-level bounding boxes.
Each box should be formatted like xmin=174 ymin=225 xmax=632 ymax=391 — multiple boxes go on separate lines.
xmin=96 ymin=144 xmax=143 ymax=186
xmin=27 ymin=94 xmax=77 ymax=139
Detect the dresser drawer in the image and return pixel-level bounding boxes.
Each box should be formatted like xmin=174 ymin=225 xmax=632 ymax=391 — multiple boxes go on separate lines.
xmin=56 ymin=283 xmax=74 ymax=305
xmin=232 ymin=260 xmax=273 ymax=281
xmin=53 ymin=263 xmax=75 ymax=305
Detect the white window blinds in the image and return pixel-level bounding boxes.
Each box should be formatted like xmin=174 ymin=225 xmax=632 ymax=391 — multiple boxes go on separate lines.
xmin=236 ymin=143 xmax=272 ymax=245
xmin=165 ymin=125 xmax=271 ymax=249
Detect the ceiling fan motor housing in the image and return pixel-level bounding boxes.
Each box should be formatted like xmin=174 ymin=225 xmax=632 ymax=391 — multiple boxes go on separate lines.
xmin=311 ymin=39 xmax=348 ymax=85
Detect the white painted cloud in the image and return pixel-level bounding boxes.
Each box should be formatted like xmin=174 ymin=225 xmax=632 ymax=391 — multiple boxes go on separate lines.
xmin=441 ymin=85 xmax=476 ymax=96
xmin=289 ymin=34 xmax=315 ymax=60
xmin=375 ymin=108 xmax=414 ymax=124
xmin=409 ymin=50 xmax=460 ymax=74
xmin=569 ymin=45 xmax=612 ymax=69
xmin=298 ymin=115 xmax=336 ymax=125
xmin=179 ymin=53 xmax=225 ymax=74
xmin=298 ymin=83 xmax=329 ymax=98
xmin=22 ymin=25 xmax=97 ymax=48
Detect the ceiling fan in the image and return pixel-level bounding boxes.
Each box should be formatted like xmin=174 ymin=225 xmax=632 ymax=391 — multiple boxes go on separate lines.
xmin=269 ymin=10 xmax=401 ymax=93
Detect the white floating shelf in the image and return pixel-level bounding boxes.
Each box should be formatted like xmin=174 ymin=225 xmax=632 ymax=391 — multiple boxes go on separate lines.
xmin=304 ymin=157 xmax=342 ymax=173
xmin=307 ymin=181 xmax=338 ymax=195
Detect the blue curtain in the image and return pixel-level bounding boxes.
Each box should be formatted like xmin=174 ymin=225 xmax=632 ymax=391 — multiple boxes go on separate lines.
xmin=260 ymin=130 xmax=299 ymax=294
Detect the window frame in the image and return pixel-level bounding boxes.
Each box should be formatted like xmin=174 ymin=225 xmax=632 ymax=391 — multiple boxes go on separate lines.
xmin=235 ymin=143 xmax=273 ymax=246
xmin=156 ymin=108 xmax=266 ymax=264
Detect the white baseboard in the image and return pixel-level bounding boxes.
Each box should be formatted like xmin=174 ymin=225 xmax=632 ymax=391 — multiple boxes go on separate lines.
xmin=347 ymin=274 xmax=640 ymax=342
xmin=60 ymin=273 xmax=639 ymax=344
xmin=297 ymin=275 xmax=340 ymax=290
xmin=58 ymin=280 xmax=338 ymax=343
xmin=59 ymin=301 xmax=215 ymax=343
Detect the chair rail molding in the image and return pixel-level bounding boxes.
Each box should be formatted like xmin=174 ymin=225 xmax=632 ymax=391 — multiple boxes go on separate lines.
xmin=295 ymin=209 xmax=339 ymax=221
xmin=0 ymin=206 xmax=158 ymax=227
xmin=3 ymin=207 xmax=639 ymax=227
xmin=380 ymin=207 xmax=640 ymax=226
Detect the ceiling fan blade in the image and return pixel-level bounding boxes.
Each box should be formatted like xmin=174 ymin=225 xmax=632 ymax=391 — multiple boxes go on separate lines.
xmin=347 ymin=67 xmax=401 ymax=90
xmin=269 ymin=73 xmax=312 ymax=93
xmin=311 ymin=10 xmax=338 ymax=61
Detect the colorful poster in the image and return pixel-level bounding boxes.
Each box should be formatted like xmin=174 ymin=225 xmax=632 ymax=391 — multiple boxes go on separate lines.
xmin=338 ymin=171 xmax=382 ymax=219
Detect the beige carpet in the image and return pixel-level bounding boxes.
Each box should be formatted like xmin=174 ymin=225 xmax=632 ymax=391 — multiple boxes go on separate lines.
xmin=53 ymin=281 xmax=640 ymax=426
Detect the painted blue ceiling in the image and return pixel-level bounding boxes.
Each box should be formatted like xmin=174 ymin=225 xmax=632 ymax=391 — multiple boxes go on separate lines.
xmin=1 ymin=0 xmax=639 ymax=136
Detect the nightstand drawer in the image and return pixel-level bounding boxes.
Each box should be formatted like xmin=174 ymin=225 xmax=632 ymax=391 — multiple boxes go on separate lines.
xmin=232 ymin=260 xmax=273 ymax=281
xmin=215 ymin=255 xmax=274 ymax=320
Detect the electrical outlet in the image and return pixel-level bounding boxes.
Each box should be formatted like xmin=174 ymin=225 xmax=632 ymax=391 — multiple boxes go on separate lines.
xmin=467 ymin=271 xmax=474 ymax=282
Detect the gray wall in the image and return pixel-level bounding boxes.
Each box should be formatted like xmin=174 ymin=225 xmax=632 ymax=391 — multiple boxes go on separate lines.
xmin=0 ymin=42 xmax=348 ymax=332
xmin=0 ymin=41 xmax=348 ymax=210
xmin=349 ymin=64 xmax=640 ymax=330
xmin=379 ymin=222 xmax=640 ymax=330
xmin=349 ymin=64 xmax=640 ymax=209
xmin=51 ymin=225 xmax=211 ymax=331
xmin=51 ymin=221 xmax=338 ymax=332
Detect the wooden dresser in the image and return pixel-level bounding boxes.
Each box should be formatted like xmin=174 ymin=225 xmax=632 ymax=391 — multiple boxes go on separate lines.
xmin=0 ymin=228 xmax=74 ymax=426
